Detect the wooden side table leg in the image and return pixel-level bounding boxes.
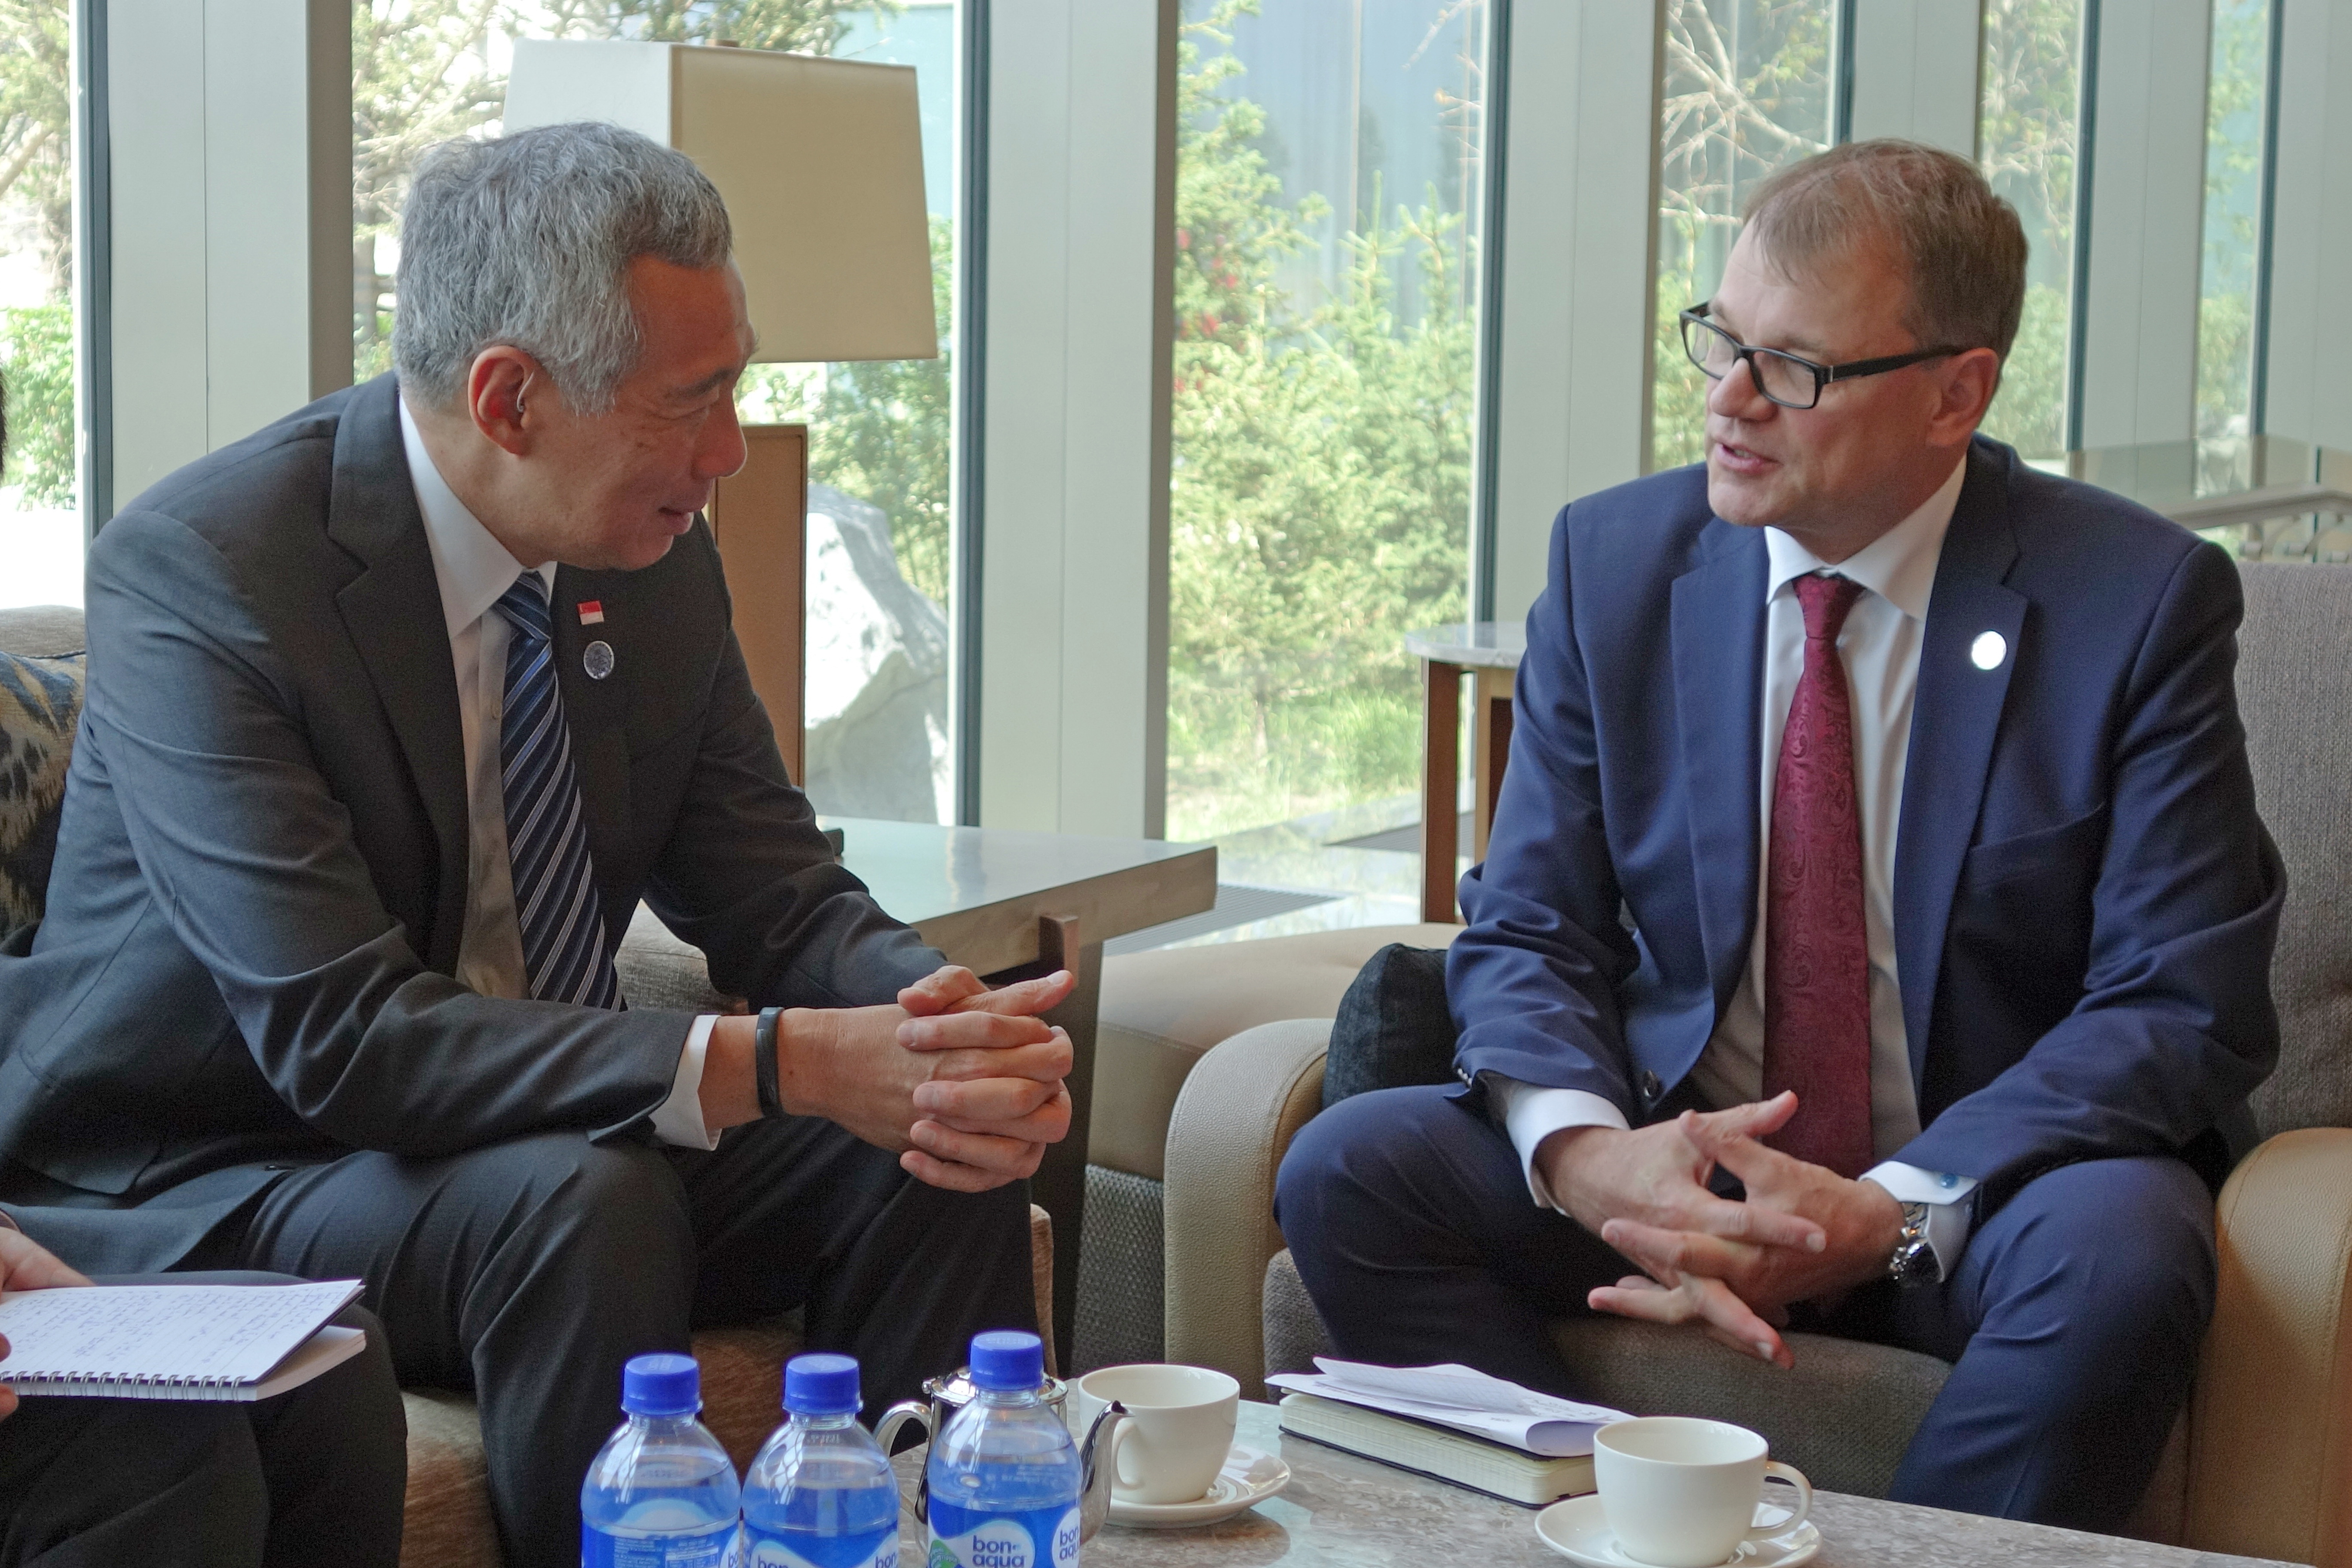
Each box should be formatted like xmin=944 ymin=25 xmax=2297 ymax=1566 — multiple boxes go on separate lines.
xmin=1471 ymin=668 xmax=1515 ymax=860
xmin=1028 ymin=913 xmax=1096 ymax=1375
xmin=1422 ymin=659 xmax=1462 ymax=923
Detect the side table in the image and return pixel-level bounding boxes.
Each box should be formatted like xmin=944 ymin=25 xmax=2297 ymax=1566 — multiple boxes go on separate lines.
xmin=1406 ymin=622 xmax=1525 ymax=922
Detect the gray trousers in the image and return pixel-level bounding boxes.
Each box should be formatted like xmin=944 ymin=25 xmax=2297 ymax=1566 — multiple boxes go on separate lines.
xmin=0 ymin=1284 xmax=405 ymax=1568
xmin=229 ymin=1113 xmax=1038 ymax=1568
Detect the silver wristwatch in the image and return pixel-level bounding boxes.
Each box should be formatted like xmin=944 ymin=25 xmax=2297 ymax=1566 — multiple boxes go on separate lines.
xmin=1887 ymin=1201 xmax=1939 ymax=1287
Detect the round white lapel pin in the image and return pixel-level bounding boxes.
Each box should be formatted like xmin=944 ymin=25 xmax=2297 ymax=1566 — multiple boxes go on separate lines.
xmin=584 ymin=640 xmax=616 ymax=680
xmin=1970 ymin=631 xmax=2008 ymax=671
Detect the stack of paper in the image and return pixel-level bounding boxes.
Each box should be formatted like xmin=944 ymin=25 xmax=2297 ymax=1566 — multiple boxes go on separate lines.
xmin=1265 ymin=1359 xmax=1628 ymax=1457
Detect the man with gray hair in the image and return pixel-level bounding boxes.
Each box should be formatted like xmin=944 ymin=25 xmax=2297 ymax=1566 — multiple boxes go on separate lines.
xmin=0 ymin=122 xmax=1065 ymax=1565
xmin=1279 ymin=138 xmax=2282 ymax=1528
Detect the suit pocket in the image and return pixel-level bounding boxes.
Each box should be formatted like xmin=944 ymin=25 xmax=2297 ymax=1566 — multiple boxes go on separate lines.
xmin=1960 ymin=802 xmax=2112 ymax=893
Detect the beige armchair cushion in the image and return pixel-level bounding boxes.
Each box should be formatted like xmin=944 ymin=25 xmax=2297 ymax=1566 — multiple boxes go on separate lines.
xmin=1093 ymin=923 xmax=1460 ymax=1180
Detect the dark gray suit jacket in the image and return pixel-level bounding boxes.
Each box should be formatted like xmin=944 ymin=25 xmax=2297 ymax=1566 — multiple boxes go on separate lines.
xmin=0 ymin=374 xmax=944 ymax=1273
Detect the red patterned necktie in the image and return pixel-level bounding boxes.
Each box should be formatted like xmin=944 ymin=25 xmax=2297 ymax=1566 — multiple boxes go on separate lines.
xmin=1761 ymin=573 xmax=1874 ymax=1178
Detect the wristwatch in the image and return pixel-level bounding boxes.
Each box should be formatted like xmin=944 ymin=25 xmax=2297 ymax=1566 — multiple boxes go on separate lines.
xmin=1887 ymin=1201 xmax=1939 ymax=1287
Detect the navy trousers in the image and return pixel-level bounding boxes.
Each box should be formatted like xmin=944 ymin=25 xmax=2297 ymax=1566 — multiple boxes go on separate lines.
xmin=1275 ymin=1085 xmax=2215 ymax=1531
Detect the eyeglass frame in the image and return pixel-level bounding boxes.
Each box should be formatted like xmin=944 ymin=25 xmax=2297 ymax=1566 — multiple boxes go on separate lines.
xmin=1678 ymin=302 xmax=1971 ymax=410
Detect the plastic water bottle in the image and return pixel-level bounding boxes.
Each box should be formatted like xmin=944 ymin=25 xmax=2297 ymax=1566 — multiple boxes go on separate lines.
xmin=581 ymin=1352 xmax=744 ymax=1568
xmin=741 ymin=1353 xmax=900 ymax=1568
xmin=924 ymin=1331 xmax=1082 ymax=1568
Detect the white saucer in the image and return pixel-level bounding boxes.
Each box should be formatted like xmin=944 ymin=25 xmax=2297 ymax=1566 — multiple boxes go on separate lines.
xmin=1104 ymin=1445 xmax=1291 ymax=1528
xmin=1534 ymin=1493 xmax=1819 ymax=1568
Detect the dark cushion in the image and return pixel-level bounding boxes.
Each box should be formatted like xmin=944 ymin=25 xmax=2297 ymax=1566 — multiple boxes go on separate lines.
xmin=0 ymin=647 xmax=83 ymax=933
xmin=1323 ymin=943 xmax=1459 ymax=1108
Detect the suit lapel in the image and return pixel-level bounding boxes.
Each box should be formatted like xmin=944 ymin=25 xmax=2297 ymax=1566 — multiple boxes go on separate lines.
xmin=1671 ymin=521 xmax=1769 ymax=1024
xmin=326 ymin=375 xmax=471 ymax=971
xmin=1893 ymin=443 xmax=2027 ymax=1089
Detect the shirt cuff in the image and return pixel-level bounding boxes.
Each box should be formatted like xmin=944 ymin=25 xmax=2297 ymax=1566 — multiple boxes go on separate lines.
xmin=1861 ymin=1161 xmax=1978 ymax=1281
xmin=649 ymin=1015 xmax=724 ymax=1151
xmin=1488 ymin=1075 xmax=1631 ymax=1213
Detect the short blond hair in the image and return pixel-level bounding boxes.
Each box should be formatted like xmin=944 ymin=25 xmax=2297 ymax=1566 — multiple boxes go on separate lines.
xmin=1743 ymin=139 xmax=2028 ymax=360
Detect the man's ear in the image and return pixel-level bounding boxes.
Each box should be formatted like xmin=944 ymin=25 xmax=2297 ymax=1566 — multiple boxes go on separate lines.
xmin=1931 ymin=346 xmax=2003 ymax=445
xmin=468 ymin=347 xmax=544 ymax=457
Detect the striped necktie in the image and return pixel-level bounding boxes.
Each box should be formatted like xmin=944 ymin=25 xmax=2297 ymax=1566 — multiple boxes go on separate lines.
xmin=494 ymin=573 xmax=620 ymax=1009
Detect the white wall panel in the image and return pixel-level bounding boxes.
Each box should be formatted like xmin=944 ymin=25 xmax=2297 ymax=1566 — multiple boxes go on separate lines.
xmin=977 ymin=0 xmax=1167 ymax=835
xmin=1484 ymin=0 xmax=1663 ymax=628
xmin=108 ymin=0 xmax=349 ymax=509
xmin=2262 ymin=0 xmax=2352 ymax=450
xmin=1847 ymin=0 xmax=1982 ymax=154
xmin=2075 ymin=0 xmax=2211 ymax=448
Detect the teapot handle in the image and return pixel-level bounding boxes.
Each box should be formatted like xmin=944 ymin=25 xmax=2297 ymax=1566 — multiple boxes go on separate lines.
xmin=874 ymin=1399 xmax=933 ymax=1457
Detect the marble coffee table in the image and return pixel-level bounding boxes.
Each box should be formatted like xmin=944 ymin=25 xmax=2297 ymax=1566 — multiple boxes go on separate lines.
xmin=891 ymin=1402 xmax=2291 ymax=1567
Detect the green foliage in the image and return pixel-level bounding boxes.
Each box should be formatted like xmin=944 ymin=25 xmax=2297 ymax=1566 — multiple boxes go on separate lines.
xmin=1651 ymin=0 xmax=1833 ymax=470
xmin=803 ymin=217 xmax=954 ymax=606
xmin=0 ymin=303 xmax=71 ymax=505
xmin=1166 ymin=0 xmax=1473 ymax=838
xmin=2195 ymin=0 xmax=2269 ymax=439
xmin=1977 ymin=0 xmax=2084 ymax=456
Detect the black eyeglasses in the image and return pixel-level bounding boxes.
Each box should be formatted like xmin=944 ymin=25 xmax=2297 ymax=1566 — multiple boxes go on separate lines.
xmin=1679 ymin=303 xmax=1967 ymax=410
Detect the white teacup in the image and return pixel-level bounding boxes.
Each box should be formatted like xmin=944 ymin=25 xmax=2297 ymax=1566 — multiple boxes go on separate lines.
xmin=1592 ymin=1417 xmax=1812 ymax=1568
xmin=1071 ymin=1363 xmax=1240 ymax=1505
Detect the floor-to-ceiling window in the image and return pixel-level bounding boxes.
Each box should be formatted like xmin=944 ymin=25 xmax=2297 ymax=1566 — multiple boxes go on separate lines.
xmin=0 ymin=0 xmax=79 ymax=610
xmin=1977 ymin=0 xmax=2089 ymax=459
xmin=2196 ymin=0 xmax=2271 ymax=446
xmin=1651 ymin=0 xmax=1834 ymax=473
xmin=1165 ymin=0 xmax=1490 ymax=903
xmin=353 ymin=0 xmax=962 ymax=824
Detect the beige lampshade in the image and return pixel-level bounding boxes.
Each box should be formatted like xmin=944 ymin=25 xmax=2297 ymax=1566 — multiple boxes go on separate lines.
xmin=504 ymin=39 xmax=939 ymax=365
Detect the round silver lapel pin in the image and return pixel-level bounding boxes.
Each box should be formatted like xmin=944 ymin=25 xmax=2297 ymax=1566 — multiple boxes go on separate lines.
xmin=583 ymin=640 xmax=616 ymax=680
xmin=1969 ymin=631 xmax=2007 ymax=671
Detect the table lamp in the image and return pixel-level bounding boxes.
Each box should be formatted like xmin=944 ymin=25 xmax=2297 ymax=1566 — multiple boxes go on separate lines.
xmin=504 ymin=39 xmax=940 ymax=780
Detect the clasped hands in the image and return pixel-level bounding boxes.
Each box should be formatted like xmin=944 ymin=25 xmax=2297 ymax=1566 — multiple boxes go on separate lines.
xmin=1535 ymin=1091 xmax=1906 ymax=1368
xmin=705 ymin=965 xmax=1077 ymax=1195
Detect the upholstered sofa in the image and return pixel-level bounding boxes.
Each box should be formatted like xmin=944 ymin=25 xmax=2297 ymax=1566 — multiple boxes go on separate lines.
xmin=0 ymin=604 xmax=1054 ymax=1568
xmin=1162 ymin=561 xmax=2352 ymax=1567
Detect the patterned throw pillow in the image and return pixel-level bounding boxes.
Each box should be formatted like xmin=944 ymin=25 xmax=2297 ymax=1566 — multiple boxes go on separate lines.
xmin=0 ymin=647 xmax=84 ymax=932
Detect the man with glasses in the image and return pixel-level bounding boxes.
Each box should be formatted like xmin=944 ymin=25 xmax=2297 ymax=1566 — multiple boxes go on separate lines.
xmin=1278 ymin=140 xmax=2282 ymax=1529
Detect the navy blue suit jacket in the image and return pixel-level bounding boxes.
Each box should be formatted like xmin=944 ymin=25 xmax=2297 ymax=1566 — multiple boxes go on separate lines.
xmin=1448 ymin=437 xmax=2284 ymax=1203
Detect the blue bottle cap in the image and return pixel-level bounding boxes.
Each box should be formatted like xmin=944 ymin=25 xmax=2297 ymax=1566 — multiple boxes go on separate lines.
xmin=967 ymin=1331 xmax=1043 ymax=1392
xmin=621 ymin=1353 xmax=701 ymax=1417
xmin=784 ymin=1353 xmax=861 ymax=1416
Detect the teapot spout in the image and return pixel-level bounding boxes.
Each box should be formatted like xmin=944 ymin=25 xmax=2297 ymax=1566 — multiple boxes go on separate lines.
xmin=1076 ymin=1400 xmax=1128 ymax=1542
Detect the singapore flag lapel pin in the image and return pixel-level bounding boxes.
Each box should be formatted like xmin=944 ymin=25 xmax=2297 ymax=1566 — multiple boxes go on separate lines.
xmin=577 ymin=600 xmax=605 ymax=626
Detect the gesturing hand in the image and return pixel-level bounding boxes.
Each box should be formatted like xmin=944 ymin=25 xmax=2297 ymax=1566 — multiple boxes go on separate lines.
xmin=1586 ymin=1100 xmax=1905 ymax=1365
xmin=1536 ymin=1092 xmax=1828 ymax=1367
xmin=0 ymin=1226 xmax=90 ymax=1421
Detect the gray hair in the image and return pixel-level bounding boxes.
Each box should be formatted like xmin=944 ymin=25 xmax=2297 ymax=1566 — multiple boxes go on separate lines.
xmin=1743 ymin=138 xmax=2028 ymax=362
xmin=392 ymin=122 xmax=733 ymax=414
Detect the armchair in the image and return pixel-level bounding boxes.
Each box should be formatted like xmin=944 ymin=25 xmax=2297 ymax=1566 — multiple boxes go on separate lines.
xmin=1164 ymin=562 xmax=2352 ymax=1565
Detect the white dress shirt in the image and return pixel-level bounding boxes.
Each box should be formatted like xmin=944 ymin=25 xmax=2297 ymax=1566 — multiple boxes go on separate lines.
xmin=1491 ymin=456 xmax=1979 ymax=1275
xmin=400 ymin=396 xmax=722 ymax=1151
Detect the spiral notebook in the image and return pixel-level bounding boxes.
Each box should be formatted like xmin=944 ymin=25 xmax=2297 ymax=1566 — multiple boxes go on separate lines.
xmin=0 ymin=1278 xmax=365 ymax=1402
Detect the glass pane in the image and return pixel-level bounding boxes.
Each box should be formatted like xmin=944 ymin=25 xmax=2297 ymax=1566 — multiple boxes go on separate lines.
xmin=352 ymin=1 xmax=960 ymax=824
xmin=1651 ymin=0 xmax=1835 ymax=472
xmin=1977 ymin=0 xmax=2089 ymax=460
xmin=2196 ymin=0 xmax=2269 ymax=444
xmin=1166 ymin=0 xmax=1488 ymax=905
xmin=0 ymin=0 xmax=79 ymax=610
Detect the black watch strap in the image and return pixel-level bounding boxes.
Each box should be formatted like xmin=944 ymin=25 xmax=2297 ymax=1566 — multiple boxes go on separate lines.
xmin=754 ymin=1008 xmax=785 ymax=1119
